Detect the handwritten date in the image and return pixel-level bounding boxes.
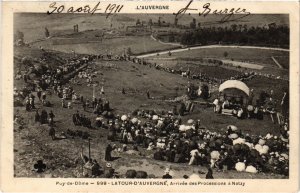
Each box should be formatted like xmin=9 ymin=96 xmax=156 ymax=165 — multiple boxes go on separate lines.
xmin=47 ymin=2 xmax=124 ymax=18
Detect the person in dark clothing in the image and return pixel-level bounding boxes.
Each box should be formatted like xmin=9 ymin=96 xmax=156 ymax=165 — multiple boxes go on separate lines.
xmin=73 ymin=111 xmax=80 ymax=125
xmin=206 ymin=167 xmax=214 ymax=179
xmin=162 ymin=169 xmax=173 ymax=179
xmin=30 ymin=94 xmax=35 ymax=109
xmin=42 ymin=93 xmax=46 ymax=101
xmin=281 ymin=91 xmax=289 ymax=119
xmin=91 ymin=160 xmax=101 ymax=177
xmin=105 ymin=144 xmax=113 ymax=161
xmin=179 ymin=103 xmax=185 ymax=116
xmin=103 ymin=101 xmax=110 ymax=111
xmin=166 ymin=149 xmax=175 ymax=162
xmin=40 ymin=110 xmax=48 ymax=124
xmin=146 ymin=90 xmax=150 ymax=99
xmin=104 ymin=163 xmax=115 ymax=178
xmin=23 ymin=74 xmax=27 ymax=83
xmin=80 ymin=95 xmax=84 ymax=103
xmin=162 ymin=173 xmax=172 ymax=179
xmin=154 ymin=149 xmax=165 ymax=161
xmin=37 ymin=90 xmax=42 ymax=101
xmin=82 ymin=102 xmax=86 ymax=111
xmin=49 ymin=110 xmax=55 ymax=126
xmin=49 ymin=127 xmax=55 ymax=140
xmin=221 ymin=153 xmax=235 ymax=170
xmin=98 ymin=103 xmax=104 ymax=114
xmin=108 ymin=123 xmax=116 ymax=141
xmin=73 ymin=114 xmax=78 ymax=126
xmin=25 ymin=101 xmax=31 ymax=111
xmin=172 ymin=106 xmax=178 ymax=115
xmin=35 ymin=110 xmax=40 ymax=123
xmin=49 ymin=110 xmax=55 ymax=119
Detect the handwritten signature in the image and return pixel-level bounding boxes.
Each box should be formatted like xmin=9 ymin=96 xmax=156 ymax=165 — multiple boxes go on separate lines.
xmin=174 ymin=0 xmax=251 ymax=23
xmin=47 ymin=2 xmax=124 ymax=18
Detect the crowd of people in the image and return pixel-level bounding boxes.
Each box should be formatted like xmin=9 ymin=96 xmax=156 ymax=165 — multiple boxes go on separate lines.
xmin=100 ymin=109 xmax=289 ymax=176
xmin=72 ymin=111 xmax=92 ymax=128
xmin=212 ymin=88 xmax=289 ymax=125
xmin=14 ymin=48 xmax=289 ymax=179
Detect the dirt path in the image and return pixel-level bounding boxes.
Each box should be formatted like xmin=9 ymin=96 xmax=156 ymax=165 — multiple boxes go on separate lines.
xmin=136 ymin=45 xmax=289 ymax=58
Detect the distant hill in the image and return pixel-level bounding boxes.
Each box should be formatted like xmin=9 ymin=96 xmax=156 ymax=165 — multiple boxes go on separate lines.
xmin=14 ymin=13 xmax=289 ymax=43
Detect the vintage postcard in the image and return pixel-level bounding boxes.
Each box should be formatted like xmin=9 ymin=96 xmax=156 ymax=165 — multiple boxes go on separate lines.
xmin=0 ymin=0 xmax=299 ymax=192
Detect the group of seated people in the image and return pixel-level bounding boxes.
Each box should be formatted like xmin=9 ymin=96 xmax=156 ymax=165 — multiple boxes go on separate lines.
xmin=213 ymin=94 xmax=284 ymax=123
xmin=94 ymin=107 xmax=289 ymax=176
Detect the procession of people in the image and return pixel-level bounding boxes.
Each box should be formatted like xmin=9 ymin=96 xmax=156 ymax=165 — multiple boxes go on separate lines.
xmin=13 ymin=49 xmax=289 ymax=179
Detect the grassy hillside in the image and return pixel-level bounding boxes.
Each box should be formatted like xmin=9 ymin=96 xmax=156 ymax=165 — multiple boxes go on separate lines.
xmin=151 ymin=47 xmax=289 ymax=69
xmin=14 ymin=48 xmax=287 ymax=178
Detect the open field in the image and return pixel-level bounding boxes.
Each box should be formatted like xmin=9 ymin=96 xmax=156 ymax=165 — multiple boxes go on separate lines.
xmin=148 ymin=47 xmax=289 ymax=70
xmin=143 ymin=59 xmax=244 ymax=79
xmin=33 ymin=35 xmax=178 ymax=55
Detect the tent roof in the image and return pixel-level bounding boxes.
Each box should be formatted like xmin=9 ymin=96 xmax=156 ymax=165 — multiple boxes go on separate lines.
xmin=219 ymin=80 xmax=250 ymax=96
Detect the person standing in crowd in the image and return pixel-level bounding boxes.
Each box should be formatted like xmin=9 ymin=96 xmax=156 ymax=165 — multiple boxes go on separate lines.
xmin=281 ymin=90 xmax=289 ymax=119
xmin=49 ymin=126 xmax=55 ymax=140
xmin=269 ymin=89 xmax=274 ymax=99
xmin=179 ymin=103 xmax=185 ymax=116
xmin=37 ymin=88 xmax=42 ymax=101
xmin=266 ymin=97 xmax=276 ymax=123
xmin=162 ymin=168 xmax=172 ymax=179
xmin=206 ymin=167 xmax=214 ymax=179
xmin=82 ymin=101 xmax=86 ymax=111
xmin=34 ymin=110 xmax=40 ymax=123
xmin=237 ymin=108 xmax=244 ymax=119
xmin=248 ymin=89 xmax=254 ymax=105
xmin=85 ymin=99 xmax=90 ymax=109
xmin=30 ymin=94 xmax=35 ymax=109
xmin=49 ymin=110 xmax=55 ymax=126
xmin=91 ymin=159 xmax=101 ymax=177
xmin=172 ymin=105 xmax=178 ymax=115
xmin=40 ymin=109 xmax=48 ymax=124
xmin=42 ymin=92 xmax=47 ymax=102
xmin=213 ymin=98 xmax=219 ymax=113
xmin=105 ymin=144 xmax=113 ymax=161
xmin=104 ymin=163 xmax=115 ymax=178
xmin=61 ymin=98 xmax=66 ymax=108
xmin=146 ymin=90 xmax=150 ymax=99
xmin=80 ymin=95 xmax=84 ymax=103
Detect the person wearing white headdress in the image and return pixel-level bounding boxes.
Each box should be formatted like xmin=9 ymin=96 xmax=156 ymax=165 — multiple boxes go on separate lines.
xmin=189 ymin=149 xmax=200 ymax=165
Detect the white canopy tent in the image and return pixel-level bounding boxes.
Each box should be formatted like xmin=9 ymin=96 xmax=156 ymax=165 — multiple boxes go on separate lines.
xmin=219 ymin=80 xmax=250 ymax=105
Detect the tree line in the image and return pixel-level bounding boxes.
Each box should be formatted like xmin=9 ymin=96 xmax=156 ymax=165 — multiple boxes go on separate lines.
xmin=163 ymin=24 xmax=289 ymax=48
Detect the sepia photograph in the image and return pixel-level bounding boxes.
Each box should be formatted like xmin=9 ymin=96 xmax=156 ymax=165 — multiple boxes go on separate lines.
xmin=12 ymin=12 xmax=292 ymax=180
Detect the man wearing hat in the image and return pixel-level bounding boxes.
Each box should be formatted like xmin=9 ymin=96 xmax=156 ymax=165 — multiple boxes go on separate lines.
xmin=162 ymin=168 xmax=172 ymax=179
xmin=104 ymin=163 xmax=115 ymax=178
xmin=91 ymin=159 xmax=101 ymax=177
